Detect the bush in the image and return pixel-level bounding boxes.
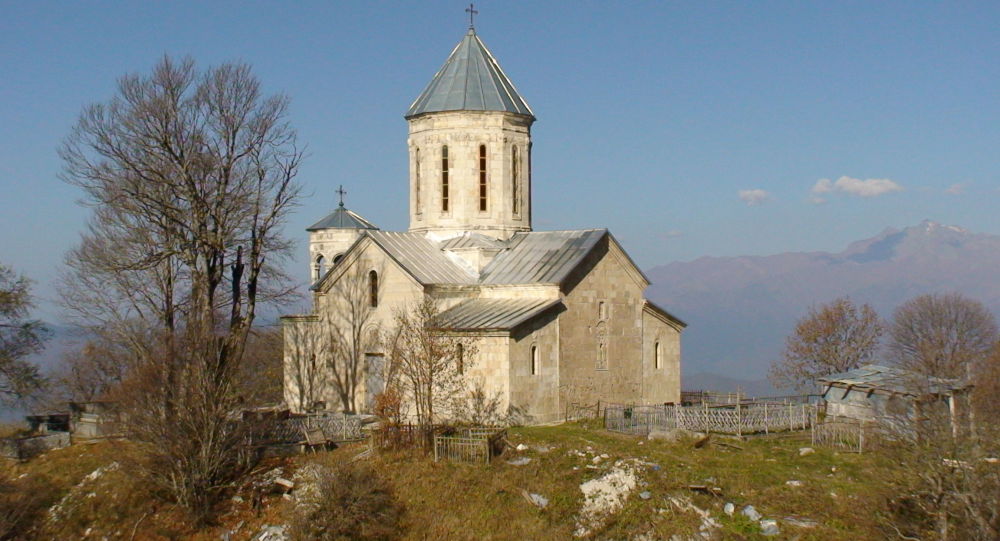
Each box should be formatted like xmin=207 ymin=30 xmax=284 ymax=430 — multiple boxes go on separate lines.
xmin=289 ymin=462 xmax=402 ymax=541
xmin=0 ymin=472 xmax=58 ymax=539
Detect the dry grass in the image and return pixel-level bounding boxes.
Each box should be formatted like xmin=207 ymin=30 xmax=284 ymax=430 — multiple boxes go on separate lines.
xmin=0 ymin=422 xmax=902 ymax=540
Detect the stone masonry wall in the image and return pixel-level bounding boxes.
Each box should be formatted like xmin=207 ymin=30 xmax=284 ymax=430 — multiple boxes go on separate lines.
xmin=641 ymin=308 xmax=682 ymax=404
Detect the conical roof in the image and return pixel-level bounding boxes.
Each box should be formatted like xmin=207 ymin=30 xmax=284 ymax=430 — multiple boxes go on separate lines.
xmin=405 ymin=29 xmax=534 ymax=119
xmin=307 ymin=203 xmax=378 ymax=231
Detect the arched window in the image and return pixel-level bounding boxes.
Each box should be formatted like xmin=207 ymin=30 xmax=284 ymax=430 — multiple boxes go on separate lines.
xmin=654 ymin=342 xmax=661 ymax=369
xmin=441 ymin=145 xmax=449 ymax=212
xmin=368 ymin=270 xmax=378 ymax=308
xmin=479 ymin=144 xmax=488 ymax=211
xmin=414 ymin=147 xmax=422 ymax=215
xmin=530 ymin=345 xmax=538 ymax=376
xmin=314 ymin=254 xmax=326 ymax=281
xmin=333 ymin=253 xmax=344 ymax=264
xmin=598 ymin=301 xmax=607 ymax=320
xmin=512 ymin=145 xmax=519 ymax=214
xmin=457 ymin=343 xmax=464 ymax=375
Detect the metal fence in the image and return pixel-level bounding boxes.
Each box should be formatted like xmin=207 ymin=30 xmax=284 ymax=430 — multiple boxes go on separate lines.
xmin=433 ymin=427 xmax=507 ymax=464
xmin=605 ymin=403 xmax=815 ymax=437
xmin=811 ymin=417 xmax=874 ymax=453
xmin=250 ymin=413 xmax=364 ymax=445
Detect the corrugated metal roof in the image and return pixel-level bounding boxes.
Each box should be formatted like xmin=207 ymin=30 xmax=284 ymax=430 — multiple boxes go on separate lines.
xmin=434 ymin=298 xmax=562 ymax=330
xmin=817 ymin=365 xmax=968 ymax=395
xmin=479 ymin=229 xmax=607 ymax=284
xmin=405 ymin=29 xmax=534 ymax=119
xmin=440 ymin=232 xmax=506 ymax=251
xmin=307 ymin=204 xmax=379 ymax=231
xmin=368 ymin=231 xmax=476 ymax=285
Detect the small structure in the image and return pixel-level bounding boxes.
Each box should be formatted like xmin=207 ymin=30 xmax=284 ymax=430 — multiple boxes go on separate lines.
xmin=25 ymin=412 xmax=70 ymax=433
xmin=817 ymin=364 xmax=971 ymax=427
xmin=68 ymin=401 xmax=121 ymax=439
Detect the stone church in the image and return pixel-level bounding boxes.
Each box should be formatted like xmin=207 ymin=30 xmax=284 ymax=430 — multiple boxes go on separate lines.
xmin=282 ymin=27 xmax=685 ymax=424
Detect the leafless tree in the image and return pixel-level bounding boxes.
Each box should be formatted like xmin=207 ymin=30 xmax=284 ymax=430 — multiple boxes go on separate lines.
xmin=385 ymin=298 xmax=477 ymax=431
xmin=49 ymin=336 xmax=129 ymax=403
xmin=0 ymin=263 xmax=48 ymax=405
xmin=59 ymin=55 xmax=302 ymax=520
xmin=282 ymin=315 xmax=327 ymax=412
xmin=318 ymin=263 xmax=383 ymax=413
xmin=888 ymin=293 xmax=998 ymax=381
xmin=770 ymin=297 xmax=883 ymax=391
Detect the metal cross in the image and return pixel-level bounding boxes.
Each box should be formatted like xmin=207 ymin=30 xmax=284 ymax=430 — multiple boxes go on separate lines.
xmin=336 ymin=185 xmax=346 ymax=207
xmin=466 ymin=3 xmax=478 ymax=29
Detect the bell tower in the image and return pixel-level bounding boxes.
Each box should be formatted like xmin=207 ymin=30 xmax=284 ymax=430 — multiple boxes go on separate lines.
xmin=405 ymin=28 xmax=534 ymax=240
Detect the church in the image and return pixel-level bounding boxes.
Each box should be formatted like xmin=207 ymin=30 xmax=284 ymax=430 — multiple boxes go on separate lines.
xmin=282 ymin=25 xmax=685 ymax=425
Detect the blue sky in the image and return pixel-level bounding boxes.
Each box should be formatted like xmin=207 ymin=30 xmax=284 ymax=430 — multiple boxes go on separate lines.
xmin=2 ymin=1 xmax=999 ymax=321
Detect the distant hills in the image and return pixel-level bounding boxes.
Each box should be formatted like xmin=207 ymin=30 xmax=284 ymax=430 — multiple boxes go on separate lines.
xmin=647 ymin=220 xmax=1000 ymax=390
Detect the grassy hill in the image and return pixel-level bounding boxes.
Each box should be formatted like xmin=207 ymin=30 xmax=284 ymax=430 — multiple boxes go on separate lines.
xmin=0 ymin=422 xmax=898 ymax=540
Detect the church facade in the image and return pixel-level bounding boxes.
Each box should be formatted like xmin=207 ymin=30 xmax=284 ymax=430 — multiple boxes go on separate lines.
xmin=282 ymin=28 xmax=684 ymax=424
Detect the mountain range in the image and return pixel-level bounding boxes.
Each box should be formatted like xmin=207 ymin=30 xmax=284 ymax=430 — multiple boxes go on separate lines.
xmin=646 ymin=220 xmax=1000 ymax=390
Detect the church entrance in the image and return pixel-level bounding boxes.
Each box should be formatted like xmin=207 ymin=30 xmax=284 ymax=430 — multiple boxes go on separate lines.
xmin=365 ymin=353 xmax=385 ymax=412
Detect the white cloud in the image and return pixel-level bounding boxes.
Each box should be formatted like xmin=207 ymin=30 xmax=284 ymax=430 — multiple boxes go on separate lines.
xmin=810 ymin=176 xmax=903 ymax=198
xmin=945 ymin=183 xmax=965 ymax=195
xmin=738 ymin=189 xmax=770 ymax=206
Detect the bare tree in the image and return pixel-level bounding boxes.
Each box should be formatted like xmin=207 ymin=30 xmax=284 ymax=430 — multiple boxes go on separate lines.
xmin=319 ymin=263 xmax=383 ymax=413
xmin=386 ymin=298 xmax=477 ymax=431
xmin=282 ymin=315 xmax=327 ymax=412
xmin=770 ymin=297 xmax=883 ymax=391
xmin=0 ymin=263 xmax=48 ymax=405
xmin=59 ymin=55 xmax=302 ymax=520
xmin=49 ymin=336 xmax=129 ymax=403
xmin=888 ymin=293 xmax=998 ymax=381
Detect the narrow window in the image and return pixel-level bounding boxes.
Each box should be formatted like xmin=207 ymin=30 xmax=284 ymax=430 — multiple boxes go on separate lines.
xmin=598 ymin=301 xmax=607 ymax=320
xmin=479 ymin=144 xmax=488 ymax=211
xmin=654 ymin=342 xmax=661 ymax=369
xmin=314 ymin=255 xmax=326 ymax=281
xmin=414 ymin=148 xmax=422 ymax=215
xmin=368 ymin=270 xmax=378 ymax=308
xmin=441 ymin=145 xmax=449 ymax=212
xmin=457 ymin=343 xmax=464 ymax=375
xmin=512 ymin=145 xmax=519 ymax=214
xmin=530 ymin=345 xmax=538 ymax=376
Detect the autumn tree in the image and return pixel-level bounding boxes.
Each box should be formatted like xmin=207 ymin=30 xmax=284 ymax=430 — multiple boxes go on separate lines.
xmin=770 ymin=296 xmax=883 ymax=391
xmin=887 ymin=293 xmax=998 ymax=381
xmin=0 ymin=264 xmax=48 ymax=405
xmin=59 ymin=55 xmax=302 ymax=520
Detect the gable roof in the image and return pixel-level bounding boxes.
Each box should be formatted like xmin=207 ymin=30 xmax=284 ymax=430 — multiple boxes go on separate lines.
xmin=368 ymin=231 xmax=476 ymax=285
xmin=643 ymin=300 xmax=687 ymax=329
xmin=479 ymin=229 xmax=607 ymax=285
xmin=405 ymin=29 xmax=534 ymax=119
xmin=434 ymin=298 xmax=562 ymax=331
xmin=818 ymin=364 xmax=969 ymax=396
xmin=307 ymin=204 xmax=378 ymax=231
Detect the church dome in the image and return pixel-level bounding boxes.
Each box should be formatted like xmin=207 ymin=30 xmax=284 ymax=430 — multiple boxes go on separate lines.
xmin=306 ymin=202 xmax=378 ymax=231
xmin=405 ymin=29 xmax=534 ymax=119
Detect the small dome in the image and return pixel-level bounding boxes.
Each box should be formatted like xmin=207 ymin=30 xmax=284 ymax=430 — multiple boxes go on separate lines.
xmin=307 ymin=203 xmax=378 ymax=231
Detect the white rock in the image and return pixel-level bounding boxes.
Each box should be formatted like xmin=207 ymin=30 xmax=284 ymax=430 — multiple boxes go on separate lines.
xmin=528 ymin=493 xmax=548 ymax=508
xmin=639 ymin=491 xmax=651 ymax=500
xmin=785 ymin=480 xmax=803 ymax=487
xmin=742 ymin=505 xmax=762 ymax=522
xmin=760 ymin=519 xmax=780 ymax=536
xmin=507 ymin=457 xmax=531 ymax=466
xmin=592 ymin=455 xmax=603 ymax=464
xmin=798 ymin=447 xmax=815 ymax=456
xmin=723 ymin=502 xmax=735 ymax=516
xmin=516 ymin=443 xmax=529 ymax=451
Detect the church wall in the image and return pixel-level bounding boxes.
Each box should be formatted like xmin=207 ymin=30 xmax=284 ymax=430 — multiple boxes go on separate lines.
xmin=557 ymin=237 xmax=650 ymax=409
xmin=285 ymin=242 xmax=425 ymax=414
xmin=508 ymin=310 xmax=561 ymax=424
xmin=641 ymin=309 xmax=682 ymax=404
xmin=309 ymin=229 xmax=362 ymax=282
xmin=407 ymin=111 xmax=532 ymax=239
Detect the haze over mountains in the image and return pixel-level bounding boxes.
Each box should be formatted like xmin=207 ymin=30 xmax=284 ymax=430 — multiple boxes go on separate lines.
xmin=646 ymin=220 xmax=1000 ymax=392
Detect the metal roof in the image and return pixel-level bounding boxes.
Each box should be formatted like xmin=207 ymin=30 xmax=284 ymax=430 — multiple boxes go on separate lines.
xmin=440 ymin=232 xmax=506 ymax=251
xmin=405 ymin=29 xmax=534 ymax=119
xmin=368 ymin=231 xmax=476 ymax=285
xmin=817 ymin=365 xmax=968 ymax=396
xmin=434 ymin=298 xmax=563 ymax=331
xmin=479 ymin=229 xmax=607 ymax=285
xmin=307 ymin=204 xmax=379 ymax=231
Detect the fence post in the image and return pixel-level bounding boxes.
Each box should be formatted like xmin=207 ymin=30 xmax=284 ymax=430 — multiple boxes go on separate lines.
xmin=859 ymin=422 xmax=864 ymax=453
xmin=788 ymin=403 xmax=793 ymax=431
xmin=736 ymin=401 xmax=742 ymax=437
